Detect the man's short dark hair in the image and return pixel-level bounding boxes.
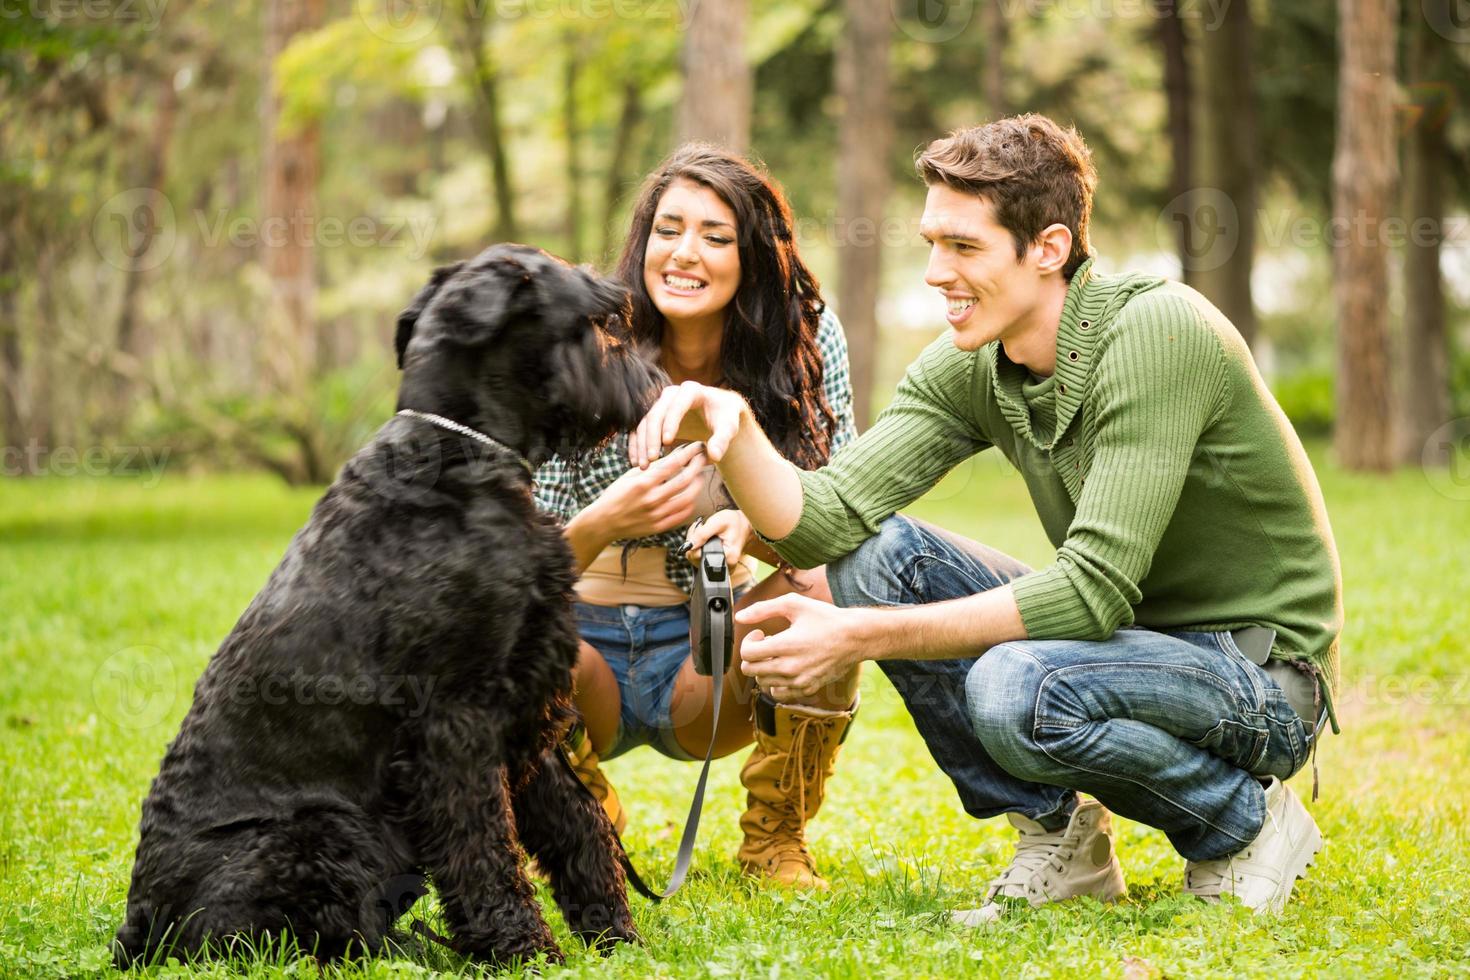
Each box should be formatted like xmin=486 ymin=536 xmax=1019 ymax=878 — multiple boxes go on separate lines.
xmin=916 ymin=114 xmax=1097 ymax=279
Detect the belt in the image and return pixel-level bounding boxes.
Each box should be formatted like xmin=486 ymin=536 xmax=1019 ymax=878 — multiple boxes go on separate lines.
xmin=1230 ymin=627 xmax=1325 ymax=733
xmin=1261 ymin=657 xmax=1325 ymax=731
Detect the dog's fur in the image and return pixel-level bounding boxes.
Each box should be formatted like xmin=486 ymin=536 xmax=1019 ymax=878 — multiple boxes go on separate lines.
xmin=114 ymin=245 xmax=659 ymax=968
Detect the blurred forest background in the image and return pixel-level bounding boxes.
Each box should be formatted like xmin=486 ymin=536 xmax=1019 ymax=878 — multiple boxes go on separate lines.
xmin=2 ymin=0 xmax=1468 ymax=485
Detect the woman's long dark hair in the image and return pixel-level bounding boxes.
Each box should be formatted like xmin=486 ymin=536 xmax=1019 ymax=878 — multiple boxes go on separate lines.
xmin=613 ymin=144 xmax=838 ymax=471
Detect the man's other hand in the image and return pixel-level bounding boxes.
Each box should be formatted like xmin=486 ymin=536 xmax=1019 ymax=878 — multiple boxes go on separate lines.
xmin=736 ymin=594 xmax=868 ymax=702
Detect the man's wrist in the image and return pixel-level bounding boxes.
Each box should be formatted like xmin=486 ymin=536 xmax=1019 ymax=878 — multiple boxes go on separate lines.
xmin=850 ymin=606 xmax=911 ymax=663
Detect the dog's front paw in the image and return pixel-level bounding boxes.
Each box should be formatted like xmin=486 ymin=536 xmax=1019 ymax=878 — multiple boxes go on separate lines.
xmin=464 ymin=928 xmax=564 ymax=969
xmin=569 ymin=906 xmax=639 ymax=954
xmin=582 ymin=921 xmax=639 ymax=955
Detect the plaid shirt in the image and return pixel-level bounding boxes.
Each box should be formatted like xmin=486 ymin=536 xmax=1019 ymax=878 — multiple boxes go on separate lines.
xmin=533 ymin=306 xmax=858 ymax=596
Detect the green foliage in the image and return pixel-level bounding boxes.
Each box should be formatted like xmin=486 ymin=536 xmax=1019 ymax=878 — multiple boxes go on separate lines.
xmin=273 ymin=15 xmax=428 ymax=135
xmin=1270 ymin=369 xmax=1335 ymax=438
xmin=133 ymin=360 xmax=399 ymax=484
xmin=4 ymin=0 xmax=1467 ymax=482
xmin=3 ymin=451 xmax=1469 ymax=977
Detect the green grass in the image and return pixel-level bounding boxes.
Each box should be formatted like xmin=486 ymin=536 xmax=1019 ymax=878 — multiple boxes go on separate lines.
xmin=3 ymin=449 xmax=1469 ymax=978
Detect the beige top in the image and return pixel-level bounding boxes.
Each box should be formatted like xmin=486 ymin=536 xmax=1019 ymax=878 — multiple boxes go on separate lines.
xmin=575 ymin=459 xmax=758 ymax=607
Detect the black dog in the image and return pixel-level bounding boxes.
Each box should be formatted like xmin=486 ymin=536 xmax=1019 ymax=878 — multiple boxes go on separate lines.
xmin=114 ymin=244 xmax=659 ymax=968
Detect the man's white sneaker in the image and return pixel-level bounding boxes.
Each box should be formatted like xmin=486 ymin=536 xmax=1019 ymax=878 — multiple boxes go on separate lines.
xmin=1183 ymin=776 xmax=1323 ymax=914
xmin=951 ymin=799 xmax=1127 ymax=927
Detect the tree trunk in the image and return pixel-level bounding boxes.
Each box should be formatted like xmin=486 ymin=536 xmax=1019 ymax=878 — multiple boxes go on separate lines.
xmin=563 ymin=31 xmax=584 ymax=264
xmin=262 ymin=0 xmax=325 ymax=392
xmin=678 ymin=0 xmax=751 ymax=154
xmin=0 ymin=141 xmax=23 ymax=457
xmin=981 ymin=0 xmax=1009 ymax=117
xmin=0 ymin=273 xmax=22 ymax=462
xmin=601 ymin=80 xmax=644 ymax=263
xmin=1155 ymin=0 xmax=1193 ymax=287
xmin=452 ymin=1 xmax=518 ymax=242
xmin=1332 ymin=0 xmax=1397 ymax=471
xmin=1192 ymin=0 xmax=1257 ymax=346
xmin=1399 ymin=0 xmax=1451 ymax=465
xmin=33 ymin=243 xmax=57 ymax=449
xmin=112 ymin=76 xmax=179 ymax=421
xmin=836 ymin=0 xmax=892 ymax=431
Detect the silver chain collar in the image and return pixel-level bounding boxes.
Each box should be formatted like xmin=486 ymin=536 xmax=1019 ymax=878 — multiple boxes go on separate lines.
xmin=396 ymin=409 xmax=535 ymax=477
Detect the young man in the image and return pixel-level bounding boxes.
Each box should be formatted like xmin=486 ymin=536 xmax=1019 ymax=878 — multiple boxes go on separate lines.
xmin=630 ymin=115 xmax=1342 ymax=920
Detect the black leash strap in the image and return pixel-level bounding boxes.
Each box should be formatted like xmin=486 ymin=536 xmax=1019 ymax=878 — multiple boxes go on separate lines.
xmin=555 ymin=573 xmax=728 ymax=903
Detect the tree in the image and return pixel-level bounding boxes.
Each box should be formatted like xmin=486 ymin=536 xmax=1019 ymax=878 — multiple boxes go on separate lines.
xmin=262 ymin=0 xmax=326 ymax=394
xmin=1192 ymin=0 xmax=1258 ymax=346
xmin=450 ymin=0 xmax=518 ymax=241
xmin=111 ymin=73 xmax=179 ymax=421
xmin=601 ymin=79 xmax=646 ymax=262
xmin=1398 ymin=1 xmax=1452 ymax=464
xmin=1155 ymin=0 xmax=1193 ymax=285
xmin=563 ymin=30 xmax=585 ymax=263
xmin=677 ymin=0 xmax=751 ymax=153
xmin=836 ymin=0 xmax=892 ymax=430
xmin=1332 ymin=0 xmax=1397 ymax=471
xmin=981 ymin=0 xmax=1010 ymax=117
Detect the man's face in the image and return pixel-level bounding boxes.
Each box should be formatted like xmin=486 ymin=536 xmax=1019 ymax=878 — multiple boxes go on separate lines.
xmin=919 ymin=184 xmax=1044 ymax=352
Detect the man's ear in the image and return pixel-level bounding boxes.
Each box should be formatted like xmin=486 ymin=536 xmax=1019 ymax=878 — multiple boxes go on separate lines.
xmin=1032 ymin=223 xmax=1074 ymax=277
xmin=395 ymin=261 xmax=465 ymax=369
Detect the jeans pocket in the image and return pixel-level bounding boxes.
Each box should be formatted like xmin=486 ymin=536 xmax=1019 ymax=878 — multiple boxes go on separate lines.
xmin=1190 ymin=717 xmax=1269 ymax=772
xmin=1257 ymin=690 xmax=1310 ymax=779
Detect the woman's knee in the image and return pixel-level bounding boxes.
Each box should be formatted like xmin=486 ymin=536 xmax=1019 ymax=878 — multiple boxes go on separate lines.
xmin=571 ymin=640 xmax=621 ymax=755
xmin=783 ymin=564 xmax=833 ymax=605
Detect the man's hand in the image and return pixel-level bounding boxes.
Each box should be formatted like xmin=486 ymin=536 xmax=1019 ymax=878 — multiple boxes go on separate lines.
xmin=631 ymin=381 xmax=748 ymax=469
xmin=736 ymin=594 xmax=872 ymax=702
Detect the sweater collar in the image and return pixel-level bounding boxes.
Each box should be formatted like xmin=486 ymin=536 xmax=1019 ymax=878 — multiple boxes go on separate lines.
xmin=989 ymin=257 xmax=1158 ymax=450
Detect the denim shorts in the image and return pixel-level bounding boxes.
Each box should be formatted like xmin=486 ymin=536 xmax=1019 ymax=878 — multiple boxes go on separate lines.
xmin=574 ymin=590 xmax=747 ymax=762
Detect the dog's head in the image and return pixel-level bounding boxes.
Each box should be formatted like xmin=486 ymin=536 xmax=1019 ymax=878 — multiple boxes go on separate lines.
xmin=395 ymin=244 xmax=662 ymax=464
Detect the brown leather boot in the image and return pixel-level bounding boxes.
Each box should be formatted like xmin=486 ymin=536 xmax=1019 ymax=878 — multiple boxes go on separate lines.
xmin=736 ymin=694 xmax=856 ymax=890
xmin=564 ymin=722 xmax=626 ymax=835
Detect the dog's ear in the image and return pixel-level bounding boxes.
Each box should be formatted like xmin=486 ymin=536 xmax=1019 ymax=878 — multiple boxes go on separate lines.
xmin=395 ymin=261 xmax=465 ymax=369
xmin=569 ymin=266 xmax=631 ymax=336
xmin=580 ymin=266 xmax=630 ymax=318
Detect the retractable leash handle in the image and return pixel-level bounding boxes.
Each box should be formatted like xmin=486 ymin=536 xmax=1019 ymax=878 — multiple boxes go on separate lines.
xmin=557 ymin=536 xmax=734 ymax=903
xmin=692 ymin=537 xmax=732 ymax=677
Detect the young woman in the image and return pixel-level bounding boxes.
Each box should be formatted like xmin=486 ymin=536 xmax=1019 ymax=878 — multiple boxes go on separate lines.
xmin=532 ymin=144 xmax=860 ymax=890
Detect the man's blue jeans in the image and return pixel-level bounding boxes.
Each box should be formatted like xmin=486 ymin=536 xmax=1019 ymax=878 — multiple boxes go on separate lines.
xmin=827 ymin=516 xmax=1312 ymax=862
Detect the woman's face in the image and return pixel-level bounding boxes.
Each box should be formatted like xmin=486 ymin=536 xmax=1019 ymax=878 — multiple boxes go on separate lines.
xmin=642 ymin=178 xmax=741 ymax=328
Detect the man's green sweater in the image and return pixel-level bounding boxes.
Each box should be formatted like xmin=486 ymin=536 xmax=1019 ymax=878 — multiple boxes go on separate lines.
xmin=769 ymin=258 xmax=1344 ymax=732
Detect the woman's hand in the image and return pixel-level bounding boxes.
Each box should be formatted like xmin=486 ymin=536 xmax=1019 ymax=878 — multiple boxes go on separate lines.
xmin=681 ymin=509 xmax=753 ymax=566
xmin=586 ymin=440 xmax=708 ymax=541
